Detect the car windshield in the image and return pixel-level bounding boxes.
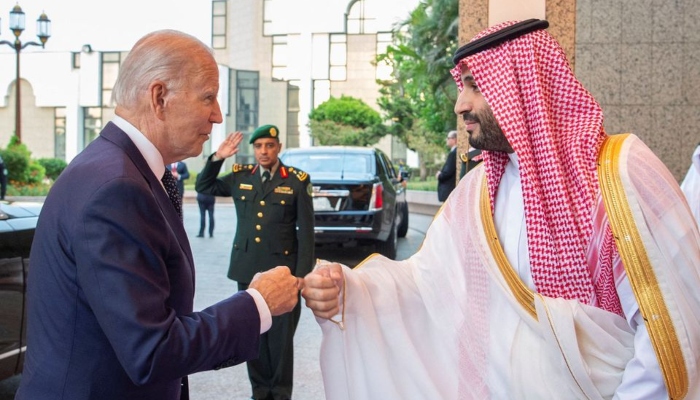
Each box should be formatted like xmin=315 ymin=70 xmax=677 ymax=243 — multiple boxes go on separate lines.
xmin=282 ymin=153 xmax=373 ymax=174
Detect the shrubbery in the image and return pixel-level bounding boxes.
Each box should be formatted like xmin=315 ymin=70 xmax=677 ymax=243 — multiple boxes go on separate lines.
xmin=0 ymin=135 xmax=68 ymax=196
xmin=38 ymin=157 xmax=68 ymax=181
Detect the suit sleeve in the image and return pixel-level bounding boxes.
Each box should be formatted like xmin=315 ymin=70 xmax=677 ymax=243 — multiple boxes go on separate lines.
xmin=295 ymin=177 xmax=315 ymax=277
xmin=179 ymin=162 xmax=190 ymax=181
xmin=438 ymin=149 xmax=457 ymax=183
xmin=74 ymin=177 xmax=260 ymax=384
xmin=195 ymin=154 xmax=234 ymax=196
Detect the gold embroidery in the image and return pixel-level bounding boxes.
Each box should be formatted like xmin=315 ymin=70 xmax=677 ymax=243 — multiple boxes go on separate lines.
xmin=479 ymin=179 xmax=537 ymax=319
xmin=598 ymin=134 xmax=687 ymax=399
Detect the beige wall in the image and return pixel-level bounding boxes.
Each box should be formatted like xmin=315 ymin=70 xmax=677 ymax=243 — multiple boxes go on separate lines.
xmin=0 ymin=79 xmax=55 ymax=157
xmin=457 ymin=0 xmax=698 ymax=181
xmin=576 ymin=0 xmax=700 ymax=180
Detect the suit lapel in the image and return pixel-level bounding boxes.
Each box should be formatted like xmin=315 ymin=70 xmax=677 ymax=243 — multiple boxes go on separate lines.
xmin=99 ymin=123 xmax=195 ymax=270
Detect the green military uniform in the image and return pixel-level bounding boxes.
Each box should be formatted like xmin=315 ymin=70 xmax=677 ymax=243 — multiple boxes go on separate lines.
xmin=195 ymin=158 xmax=314 ymax=282
xmin=195 ymin=125 xmax=314 ymax=400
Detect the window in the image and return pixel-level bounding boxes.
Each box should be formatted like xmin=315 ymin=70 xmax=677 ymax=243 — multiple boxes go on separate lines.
xmin=101 ymin=52 xmax=121 ymax=107
xmin=272 ymin=35 xmax=288 ymax=81
xmin=54 ymin=107 xmax=66 ymax=160
xmin=236 ymin=70 xmax=259 ymax=164
xmin=286 ymin=80 xmax=300 ymax=148
xmin=212 ymin=0 xmax=227 ymax=49
xmin=83 ymin=107 xmax=102 ymax=149
xmin=376 ymin=32 xmax=393 ymax=81
xmin=329 ymin=34 xmax=347 ymax=81
xmin=346 ymin=0 xmax=377 ymax=34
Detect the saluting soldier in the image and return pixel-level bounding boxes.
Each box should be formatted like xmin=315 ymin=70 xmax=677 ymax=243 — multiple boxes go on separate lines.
xmin=195 ymin=124 xmax=314 ymax=400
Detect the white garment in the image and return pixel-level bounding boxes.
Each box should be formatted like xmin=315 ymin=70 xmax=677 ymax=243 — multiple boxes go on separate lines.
xmin=680 ymin=144 xmax=700 ymax=226
xmin=317 ymin=135 xmax=700 ymax=399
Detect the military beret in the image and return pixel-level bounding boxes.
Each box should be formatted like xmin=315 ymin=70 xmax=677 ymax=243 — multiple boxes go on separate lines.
xmin=249 ymin=124 xmax=280 ymax=144
xmin=452 ymin=19 xmax=549 ymax=65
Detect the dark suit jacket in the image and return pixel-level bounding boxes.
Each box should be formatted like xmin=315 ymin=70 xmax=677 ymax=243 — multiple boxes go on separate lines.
xmin=167 ymin=161 xmax=190 ymax=199
xmin=437 ymin=147 xmax=457 ymax=202
xmin=17 ymin=122 xmax=260 ymax=400
xmin=196 ymin=156 xmax=314 ymax=283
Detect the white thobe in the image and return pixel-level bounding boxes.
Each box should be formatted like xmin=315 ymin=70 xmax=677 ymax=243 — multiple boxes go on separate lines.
xmin=490 ymin=154 xmax=665 ymax=399
xmin=316 ymin=135 xmax=700 ymax=399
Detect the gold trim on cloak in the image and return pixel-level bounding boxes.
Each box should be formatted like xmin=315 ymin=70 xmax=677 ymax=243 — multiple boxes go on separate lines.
xmin=479 ymin=133 xmax=687 ymax=398
xmin=598 ymin=134 xmax=687 ymax=399
xmin=479 ymin=177 xmax=537 ymax=319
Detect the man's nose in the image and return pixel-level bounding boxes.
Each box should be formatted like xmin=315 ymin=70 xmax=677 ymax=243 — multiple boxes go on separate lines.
xmin=211 ymin=101 xmax=224 ymax=124
xmin=454 ymin=91 xmax=472 ymax=116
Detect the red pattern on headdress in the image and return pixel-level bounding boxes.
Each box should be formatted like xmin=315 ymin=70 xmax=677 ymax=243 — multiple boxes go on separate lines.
xmin=451 ymin=21 xmax=621 ymax=313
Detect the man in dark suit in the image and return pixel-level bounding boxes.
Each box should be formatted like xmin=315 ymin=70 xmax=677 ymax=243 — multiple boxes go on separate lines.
xmin=167 ymin=160 xmax=190 ymax=201
xmin=196 ymin=124 xmax=315 ymax=400
xmin=0 ymin=153 xmax=6 ymax=200
xmin=16 ymin=30 xmax=301 ymax=400
xmin=436 ymin=130 xmax=458 ymax=201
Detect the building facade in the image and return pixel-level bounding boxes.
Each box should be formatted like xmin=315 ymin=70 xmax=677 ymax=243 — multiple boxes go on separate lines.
xmin=0 ymin=0 xmax=417 ymax=173
xmin=2 ymin=0 xmax=699 ymax=179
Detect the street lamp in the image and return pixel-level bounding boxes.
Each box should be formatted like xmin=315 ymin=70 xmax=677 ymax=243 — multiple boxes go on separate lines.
xmin=0 ymin=3 xmax=51 ymax=144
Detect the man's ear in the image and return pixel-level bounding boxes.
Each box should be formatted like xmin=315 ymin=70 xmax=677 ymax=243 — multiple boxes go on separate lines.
xmin=149 ymin=80 xmax=167 ymax=120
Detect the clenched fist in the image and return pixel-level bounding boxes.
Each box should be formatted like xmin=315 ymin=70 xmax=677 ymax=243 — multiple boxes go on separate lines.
xmin=249 ymin=266 xmax=302 ymax=316
xmin=301 ymin=262 xmax=344 ymax=319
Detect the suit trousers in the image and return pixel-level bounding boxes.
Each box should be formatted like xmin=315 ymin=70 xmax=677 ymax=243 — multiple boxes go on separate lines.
xmin=238 ymin=282 xmax=301 ymax=400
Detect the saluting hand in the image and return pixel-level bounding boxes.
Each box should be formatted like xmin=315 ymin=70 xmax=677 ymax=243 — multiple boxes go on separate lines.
xmin=249 ymin=266 xmax=302 ymax=316
xmin=214 ymin=131 xmax=244 ymax=159
xmin=301 ymin=262 xmax=344 ymax=319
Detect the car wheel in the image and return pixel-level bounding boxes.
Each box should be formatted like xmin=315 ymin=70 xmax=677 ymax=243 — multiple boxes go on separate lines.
xmin=376 ymin=219 xmax=398 ymax=259
xmin=397 ymin=202 xmax=409 ymax=238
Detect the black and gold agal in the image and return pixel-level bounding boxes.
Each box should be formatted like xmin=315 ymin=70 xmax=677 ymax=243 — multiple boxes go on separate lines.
xmin=452 ymin=19 xmax=549 ymax=65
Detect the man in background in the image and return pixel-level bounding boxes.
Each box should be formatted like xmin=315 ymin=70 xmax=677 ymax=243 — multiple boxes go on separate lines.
xmin=168 ymin=160 xmax=190 ymax=202
xmin=16 ymin=30 xmax=301 ymax=400
xmin=196 ymin=125 xmax=314 ymax=400
xmin=436 ymin=130 xmax=458 ymax=201
xmin=0 ymin=154 xmax=6 ymax=200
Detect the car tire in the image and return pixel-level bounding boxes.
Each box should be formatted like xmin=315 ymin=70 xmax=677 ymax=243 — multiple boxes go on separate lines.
xmin=376 ymin=219 xmax=398 ymax=259
xmin=397 ymin=202 xmax=409 ymax=238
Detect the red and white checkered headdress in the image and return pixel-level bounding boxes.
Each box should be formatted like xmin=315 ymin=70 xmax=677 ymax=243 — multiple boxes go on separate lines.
xmin=451 ymin=21 xmax=615 ymax=306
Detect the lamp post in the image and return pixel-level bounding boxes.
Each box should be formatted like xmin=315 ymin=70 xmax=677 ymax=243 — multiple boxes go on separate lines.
xmin=0 ymin=4 xmax=51 ymax=144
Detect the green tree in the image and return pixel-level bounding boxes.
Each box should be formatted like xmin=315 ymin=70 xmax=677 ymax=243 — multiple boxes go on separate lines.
xmin=308 ymin=95 xmax=385 ymax=146
xmin=376 ymin=0 xmax=459 ymax=180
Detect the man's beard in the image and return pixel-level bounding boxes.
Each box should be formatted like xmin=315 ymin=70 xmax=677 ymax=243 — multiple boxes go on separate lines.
xmin=463 ymin=108 xmax=513 ymax=153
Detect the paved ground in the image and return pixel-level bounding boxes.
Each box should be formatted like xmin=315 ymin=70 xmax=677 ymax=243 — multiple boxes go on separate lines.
xmin=0 ymin=201 xmax=434 ymax=400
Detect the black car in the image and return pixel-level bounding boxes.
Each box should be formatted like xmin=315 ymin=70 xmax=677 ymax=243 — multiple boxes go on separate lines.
xmin=0 ymin=200 xmax=41 ymax=381
xmin=280 ymin=146 xmax=408 ymax=259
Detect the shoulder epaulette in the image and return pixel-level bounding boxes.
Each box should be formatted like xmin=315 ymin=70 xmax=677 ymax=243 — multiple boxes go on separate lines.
xmin=232 ymin=163 xmax=254 ymax=173
xmin=287 ymin=166 xmax=309 ymax=182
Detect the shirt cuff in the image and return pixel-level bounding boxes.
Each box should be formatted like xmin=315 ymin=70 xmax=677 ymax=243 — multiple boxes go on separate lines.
xmin=211 ymin=153 xmax=222 ymax=162
xmin=246 ymin=288 xmax=272 ymax=333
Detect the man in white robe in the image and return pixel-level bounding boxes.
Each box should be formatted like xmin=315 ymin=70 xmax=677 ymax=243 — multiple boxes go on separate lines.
xmin=302 ymin=19 xmax=700 ymax=399
xmin=681 ymin=143 xmax=700 ymax=225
